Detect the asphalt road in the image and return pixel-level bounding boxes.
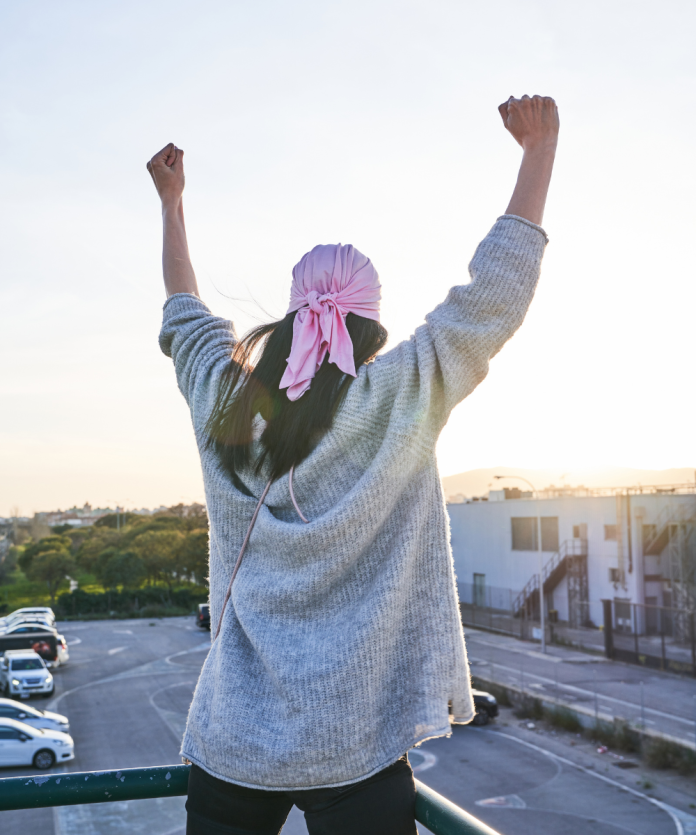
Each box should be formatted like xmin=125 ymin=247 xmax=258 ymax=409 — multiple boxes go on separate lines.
xmin=463 ymin=627 xmax=696 ymax=744
xmin=1 ymin=617 xmax=693 ymax=835
xmin=1 ymin=616 xmax=206 ymax=835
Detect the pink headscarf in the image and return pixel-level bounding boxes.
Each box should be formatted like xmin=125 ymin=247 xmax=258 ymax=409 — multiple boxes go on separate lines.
xmin=279 ymin=243 xmax=381 ymax=401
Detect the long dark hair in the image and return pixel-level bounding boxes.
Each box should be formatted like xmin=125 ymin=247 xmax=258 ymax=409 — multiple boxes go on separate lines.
xmin=205 ymin=312 xmax=388 ymax=485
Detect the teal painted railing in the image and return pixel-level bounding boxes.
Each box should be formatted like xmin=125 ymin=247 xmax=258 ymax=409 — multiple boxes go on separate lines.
xmin=0 ymin=764 xmax=501 ymax=835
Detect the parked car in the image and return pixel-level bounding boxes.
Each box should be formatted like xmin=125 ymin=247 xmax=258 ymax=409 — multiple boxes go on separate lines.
xmin=0 ymin=698 xmax=69 ymax=733
xmin=0 ymin=650 xmax=54 ymax=698
xmin=0 ymin=617 xmax=54 ymax=636
xmin=0 ymin=622 xmax=57 ymax=638
xmin=196 ymin=603 xmax=210 ymax=630
xmin=471 ymin=689 xmax=499 ymax=725
xmin=0 ymin=718 xmax=74 ymax=769
xmin=0 ymin=628 xmax=59 ymax=668
xmin=0 ymin=608 xmax=56 ymax=631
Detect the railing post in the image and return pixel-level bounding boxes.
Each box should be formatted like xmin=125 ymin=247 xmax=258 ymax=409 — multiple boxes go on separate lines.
xmin=602 ymin=599 xmax=614 ymax=660
xmin=661 ymin=628 xmax=666 ymax=671
xmin=633 ymin=603 xmax=640 ymax=660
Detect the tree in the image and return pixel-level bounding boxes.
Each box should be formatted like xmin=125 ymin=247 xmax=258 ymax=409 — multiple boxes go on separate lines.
xmin=95 ymin=548 xmax=146 ymax=590
xmin=76 ymin=528 xmax=120 ymax=574
xmin=95 ymin=512 xmax=140 ymax=530
xmin=26 ymin=549 xmax=77 ymax=605
xmin=0 ymin=546 xmax=19 ymax=585
xmin=19 ymin=535 xmax=72 ymax=575
xmin=178 ymin=529 xmax=209 ymax=585
xmin=131 ymin=529 xmax=183 ymax=590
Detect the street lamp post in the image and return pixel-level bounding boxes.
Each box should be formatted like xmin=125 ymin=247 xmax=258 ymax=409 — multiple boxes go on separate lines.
xmin=493 ymin=475 xmax=546 ymax=653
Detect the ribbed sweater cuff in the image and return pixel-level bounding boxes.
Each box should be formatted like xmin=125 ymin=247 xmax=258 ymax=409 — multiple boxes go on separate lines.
xmin=496 ymin=214 xmax=549 ymax=243
xmin=162 ymin=293 xmax=212 ymax=319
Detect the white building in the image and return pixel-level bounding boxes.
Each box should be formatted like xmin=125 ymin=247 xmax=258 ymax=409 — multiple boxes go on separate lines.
xmin=448 ymin=485 xmax=696 ymax=629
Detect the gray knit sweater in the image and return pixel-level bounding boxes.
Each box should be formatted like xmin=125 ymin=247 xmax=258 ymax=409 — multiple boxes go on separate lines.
xmin=159 ymin=215 xmax=547 ymax=790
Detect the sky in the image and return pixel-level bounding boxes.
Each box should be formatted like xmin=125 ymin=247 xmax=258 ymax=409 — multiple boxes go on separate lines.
xmin=1 ymin=0 xmax=695 ymax=516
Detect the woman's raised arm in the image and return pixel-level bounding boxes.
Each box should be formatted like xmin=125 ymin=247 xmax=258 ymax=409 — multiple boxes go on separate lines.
xmin=499 ymin=95 xmax=559 ymax=226
xmin=147 ymin=143 xmax=200 ymax=298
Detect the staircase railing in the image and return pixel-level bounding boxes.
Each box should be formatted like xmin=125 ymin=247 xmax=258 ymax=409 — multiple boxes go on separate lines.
xmin=513 ymin=573 xmax=539 ymax=617
xmin=513 ymin=539 xmax=588 ymax=616
xmin=544 ymin=538 xmax=587 ymax=584
xmin=0 ymin=764 xmax=502 ymax=835
xmin=642 ymin=501 xmax=696 ymax=555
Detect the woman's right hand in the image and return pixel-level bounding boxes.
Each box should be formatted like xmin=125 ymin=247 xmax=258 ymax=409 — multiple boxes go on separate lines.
xmin=147 ymin=143 xmax=185 ymax=207
xmin=500 ymin=95 xmax=558 ymax=226
xmin=498 ymin=95 xmax=559 ymax=151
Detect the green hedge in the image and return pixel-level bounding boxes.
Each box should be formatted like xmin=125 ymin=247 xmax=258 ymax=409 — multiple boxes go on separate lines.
xmin=56 ymin=586 xmax=208 ymax=618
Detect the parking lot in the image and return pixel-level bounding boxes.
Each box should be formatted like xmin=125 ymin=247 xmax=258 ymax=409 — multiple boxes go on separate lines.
xmin=1 ymin=617 xmax=694 ymax=835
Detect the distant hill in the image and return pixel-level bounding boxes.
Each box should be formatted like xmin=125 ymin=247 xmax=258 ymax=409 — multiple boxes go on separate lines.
xmin=441 ymin=467 xmax=696 ymax=501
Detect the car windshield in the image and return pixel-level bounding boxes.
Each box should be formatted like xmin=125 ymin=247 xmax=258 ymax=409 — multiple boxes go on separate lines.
xmin=10 ymin=659 xmax=44 ymax=670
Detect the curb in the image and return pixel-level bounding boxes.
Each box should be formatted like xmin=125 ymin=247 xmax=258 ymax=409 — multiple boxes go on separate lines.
xmin=472 ymin=674 xmax=696 ymax=755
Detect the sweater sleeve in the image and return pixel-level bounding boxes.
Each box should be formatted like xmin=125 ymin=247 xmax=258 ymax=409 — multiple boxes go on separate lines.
xmin=158 ymin=293 xmax=237 ymax=414
xmin=363 ymin=215 xmax=548 ymax=439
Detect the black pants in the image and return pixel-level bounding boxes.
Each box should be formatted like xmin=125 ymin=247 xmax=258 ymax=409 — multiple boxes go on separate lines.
xmin=185 ymin=756 xmax=417 ymax=835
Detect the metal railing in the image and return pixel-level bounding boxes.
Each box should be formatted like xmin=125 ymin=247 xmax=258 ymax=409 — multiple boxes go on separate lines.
xmin=0 ymin=764 xmax=501 ymax=835
xmin=512 ymin=538 xmax=588 ymax=617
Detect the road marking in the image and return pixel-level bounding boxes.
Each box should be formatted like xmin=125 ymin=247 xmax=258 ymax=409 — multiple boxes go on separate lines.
xmin=45 ymin=642 xmax=210 ymax=713
xmin=165 ymin=643 xmax=211 ymax=666
xmin=113 ymin=629 xmax=133 ymax=635
xmin=148 ymin=680 xmax=196 ymax=744
xmin=466 ymin=633 xmax=578 ymax=663
xmin=489 ymin=729 xmax=689 ymax=835
xmin=65 ymin=637 xmax=82 ymax=646
xmin=469 ymin=655 xmax=694 ymax=727
xmin=408 ymin=750 xmax=437 ymax=774
xmin=476 ymin=794 xmax=526 ymax=809
xmin=108 ymin=647 xmax=127 ymax=655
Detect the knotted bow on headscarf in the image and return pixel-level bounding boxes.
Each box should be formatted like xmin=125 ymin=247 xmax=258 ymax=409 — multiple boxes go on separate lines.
xmin=279 ymin=244 xmax=381 ymax=401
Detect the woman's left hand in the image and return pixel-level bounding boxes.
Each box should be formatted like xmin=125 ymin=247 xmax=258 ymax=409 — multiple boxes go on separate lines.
xmin=147 ymin=143 xmax=185 ymax=207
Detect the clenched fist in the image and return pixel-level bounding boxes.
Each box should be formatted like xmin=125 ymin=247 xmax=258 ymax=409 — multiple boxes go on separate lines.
xmin=147 ymin=143 xmax=185 ymax=206
xmin=498 ymin=95 xmax=559 ymax=151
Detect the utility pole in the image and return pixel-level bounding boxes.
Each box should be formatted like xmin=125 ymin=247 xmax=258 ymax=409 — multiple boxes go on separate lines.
xmin=494 ymin=475 xmax=545 ymax=653
xmin=539 ymin=516 xmax=546 ymax=654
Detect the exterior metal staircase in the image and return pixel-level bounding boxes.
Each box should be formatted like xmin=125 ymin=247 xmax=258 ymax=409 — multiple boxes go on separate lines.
xmin=513 ymin=539 xmax=589 ymax=628
xmin=641 ymin=500 xmax=696 ymax=634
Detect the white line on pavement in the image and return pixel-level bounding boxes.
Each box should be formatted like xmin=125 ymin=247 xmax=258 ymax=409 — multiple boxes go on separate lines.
xmin=490 ymin=730 xmax=687 ymax=835
xmin=108 ymin=646 xmax=127 ymax=655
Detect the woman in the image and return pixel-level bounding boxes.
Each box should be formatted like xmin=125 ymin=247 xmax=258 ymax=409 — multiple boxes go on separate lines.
xmin=148 ymin=94 xmax=559 ymax=835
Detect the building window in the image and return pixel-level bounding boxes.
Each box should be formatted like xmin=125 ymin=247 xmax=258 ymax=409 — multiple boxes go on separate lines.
xmin=608 ymin=567 xmax=620 ymax=583
xmin=540 ymin=517 xmax=559 ymax=552
xmin=604 ymin=525 xmax=617 ymax=541
xmin=511 ymin=517 xmax=537 ymax=551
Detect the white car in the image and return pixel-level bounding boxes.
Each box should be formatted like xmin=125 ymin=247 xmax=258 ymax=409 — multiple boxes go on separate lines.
xmin=0 ymin=608 xmax=56 ymax=630
xmin=0 ymin=651 xmax=54 ymax=698
xmin=0 ymin=718 xmax=74 ymax=769
xmin=0 ymin=698 xmax=69 ymax=733
xmin=0 ymin=621 xmax=57 ymax=638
